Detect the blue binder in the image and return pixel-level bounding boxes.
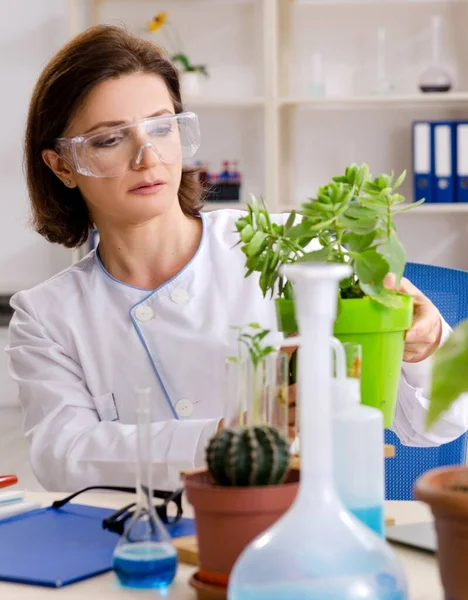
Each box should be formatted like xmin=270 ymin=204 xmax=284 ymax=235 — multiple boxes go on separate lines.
xmin=431 ymin=121 xmax=456 ymax=203
xmin=412 ymin=121 xmax=432 ymax=203
xmin=0 ymin=503 xmax=195 ymax=587
xmin=455 ymin=121 xmax=468 ymax=202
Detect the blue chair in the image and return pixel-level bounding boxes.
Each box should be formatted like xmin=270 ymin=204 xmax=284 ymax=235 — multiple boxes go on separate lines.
xmin=385 ymin=262 xmax=468 ymax=500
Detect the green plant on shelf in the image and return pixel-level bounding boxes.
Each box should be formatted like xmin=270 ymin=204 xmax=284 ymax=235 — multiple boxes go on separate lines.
xmin=147 ymin=12 xmax=209 ymax=77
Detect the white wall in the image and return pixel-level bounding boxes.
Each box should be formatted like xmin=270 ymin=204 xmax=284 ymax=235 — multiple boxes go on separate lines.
xmin=0 ymin=0 xmax=72 ymax=295
xmin=0 ymin=0 xmax=75 ymax=408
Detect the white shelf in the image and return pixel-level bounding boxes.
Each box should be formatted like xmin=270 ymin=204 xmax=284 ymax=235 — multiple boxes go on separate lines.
xmin=398 ymin=203 xmax=468 ymax=214
xmin=279 ymin=92 xmax=468 ymax=110
xmin=185 ymin=97 xmax=265 ymax=109
xmin=294 ymin=0 xmax=468 ymax=5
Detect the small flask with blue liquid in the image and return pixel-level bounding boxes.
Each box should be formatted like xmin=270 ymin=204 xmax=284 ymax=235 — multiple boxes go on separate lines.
xmin=112 ymin=387 xmax=178 ymax=589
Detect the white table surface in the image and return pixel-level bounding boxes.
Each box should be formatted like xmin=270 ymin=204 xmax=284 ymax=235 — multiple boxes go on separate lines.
xmin=0 ymin=492 xmax=443 ymax=600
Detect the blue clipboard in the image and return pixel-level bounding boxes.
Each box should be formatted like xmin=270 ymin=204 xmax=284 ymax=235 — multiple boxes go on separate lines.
xmin=0 ymin=503 xmax=195 ymax=587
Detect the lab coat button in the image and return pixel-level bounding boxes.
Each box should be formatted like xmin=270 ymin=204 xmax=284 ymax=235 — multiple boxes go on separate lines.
xmin=175 ymin=399 xmax=193 ymax=417
xmin=170 ymin=288 xmax=190 ymax=304
xmin=134 ymin=305 xmax=154 ymax=322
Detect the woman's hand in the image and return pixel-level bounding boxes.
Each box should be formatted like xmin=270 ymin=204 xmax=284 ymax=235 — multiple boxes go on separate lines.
xmin=384 ymin=273 xmax=443 ymax=363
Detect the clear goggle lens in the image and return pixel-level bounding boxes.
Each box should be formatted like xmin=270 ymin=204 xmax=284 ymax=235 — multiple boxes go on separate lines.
xmin=55 ymin=112 xmax=200 ymax=178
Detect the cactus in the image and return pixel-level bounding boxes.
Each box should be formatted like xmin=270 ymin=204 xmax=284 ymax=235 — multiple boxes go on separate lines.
xmin=206 ymin=425 xmax=290 ymax=487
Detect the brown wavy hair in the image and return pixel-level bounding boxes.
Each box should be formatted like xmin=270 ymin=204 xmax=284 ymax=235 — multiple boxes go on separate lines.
xmin=25 ymin=24 xmax=203 ymax=248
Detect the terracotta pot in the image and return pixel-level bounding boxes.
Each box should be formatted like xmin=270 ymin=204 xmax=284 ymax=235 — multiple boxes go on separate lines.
xmin=184 ymin=468 xmax=300 ymax=578
xmin=415 ymin=466 xmax=468 ymax=600
xmin=189 ymin=572 xmax=227 ymax=600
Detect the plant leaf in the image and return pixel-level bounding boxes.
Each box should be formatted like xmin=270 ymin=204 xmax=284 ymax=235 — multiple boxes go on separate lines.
xmin=428 ymin=321 xmax=468 ymax=428
xmin=359 ymin=283 xmax=406 ymax=308
xmin=392 ymin=198 xmax=425 ymax=213
xmin=296 ymin=246 xmax=332 ymax=263
xmin=246 ymin=231 xmax=268 ymax=257
xmin=342 ymin=231 xmax=376 ymax=253
xmin=284 ymin=210 xmax=297 ymax=232
xmin=378 ymin=231 xmax=406 ymax=286
xmin=353 ymin=249 xmax=390 ymax=285
xmin=337 ymin=213 xmax=379 ymax=234
xmin=240 ymin=224 xmax=255 ymax=243
xmin=172 ymin=53 xmax=191 ymax=70
xmin=343 ymin=204 xmax=376 ymax=219
xmin=390 ymin=193 xmax=405 ymax=205
xmin=393 ymin=170 xmax=407 ymax=190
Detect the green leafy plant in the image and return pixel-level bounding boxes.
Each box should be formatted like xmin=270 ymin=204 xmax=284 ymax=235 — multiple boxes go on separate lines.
xmin=234 ymin=198 xmax=306 ymax=301
xmin=171 ymin=53 xmax=208 ymax=77
xmin=235 ymin=163 xmax=424 ymax=308
xmin=228 ymin=322 xmax=276 ymax=367
xmin=428 ymin=321 xmax=468 ymax=428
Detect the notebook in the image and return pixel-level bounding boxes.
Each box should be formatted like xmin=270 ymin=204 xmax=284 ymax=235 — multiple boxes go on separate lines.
xmin=0 ymin=503 xmax=195 ymax=587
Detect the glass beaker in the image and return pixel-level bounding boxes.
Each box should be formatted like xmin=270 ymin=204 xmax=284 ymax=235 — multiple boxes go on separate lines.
xmin=224 ymin=351 xmax=289 ymax=434
xmin=228 ymin=264 xmax=407 ymax=600
xmin=373 ymin=27 xmax=394 ymax=96
xmin=264 ymin=351 xmax=289 ymax=440
xmin=419 ymin=15 xmax=453 ymax=93
xmin=225 ymin=358 xmax=247 ymax=428
xmin=112 ymin=387 xmax=178 ymax=589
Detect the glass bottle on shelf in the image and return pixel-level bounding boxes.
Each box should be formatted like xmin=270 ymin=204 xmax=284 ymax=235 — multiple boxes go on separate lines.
xmin=112 ymin=387 xmax=178 ymax=589
xmin=374 ymin=27 xmax=394 ymax=96
xmin=419 ymin=15 xmax=453 ymax=93
xmin=228 ymin=263 xmax=408 ymax=600
xmin=308 ymin=52 xmax=326 ymax=98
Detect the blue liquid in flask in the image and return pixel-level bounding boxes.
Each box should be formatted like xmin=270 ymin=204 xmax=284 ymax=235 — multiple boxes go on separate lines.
xmin=230 ymin=578 xmax=406 ymax=600
xmin=113 ymin=541 xmax=177 ymax=589
xmin=351 ymin=504 xmax=385 ymax=537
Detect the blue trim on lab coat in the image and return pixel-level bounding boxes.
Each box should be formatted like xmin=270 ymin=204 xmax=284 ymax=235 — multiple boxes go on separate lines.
xmin=95 ymin=213 xmax=207 ymax=419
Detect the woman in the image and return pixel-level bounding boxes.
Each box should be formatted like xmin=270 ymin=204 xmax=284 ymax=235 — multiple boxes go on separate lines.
xmin=7 ymin=25 xmax=468 ymax=492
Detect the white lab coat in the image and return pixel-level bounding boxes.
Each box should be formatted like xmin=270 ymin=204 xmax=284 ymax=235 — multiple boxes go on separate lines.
xmin=6 ymin=209 xmax=468 ymax=492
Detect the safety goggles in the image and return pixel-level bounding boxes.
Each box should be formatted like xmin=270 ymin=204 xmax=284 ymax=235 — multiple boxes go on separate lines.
xmin=52 ymin=485 xmax=184 ymax=534
xmin=55 ymin=112 xmax=200 ymax=178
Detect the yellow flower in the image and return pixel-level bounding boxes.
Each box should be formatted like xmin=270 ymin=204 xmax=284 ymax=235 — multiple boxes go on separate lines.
xmin=147 ymin=12 xmax=167 ymax=32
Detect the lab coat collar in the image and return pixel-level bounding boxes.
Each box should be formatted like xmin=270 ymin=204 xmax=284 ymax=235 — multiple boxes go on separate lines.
xmin=94 ymin=212 xmax=207 ymax=300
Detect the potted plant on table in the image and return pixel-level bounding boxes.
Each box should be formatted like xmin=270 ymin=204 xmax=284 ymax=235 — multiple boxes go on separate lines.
xmin=185 ymin=324 xmax=294 ymax=599
xmin=184 ymin=425 xmax=299 ymax=600
xmin=234 ymin=163 xmax=422 ymax=428
xmin=414 ymin=327 xmax=468 ymax=600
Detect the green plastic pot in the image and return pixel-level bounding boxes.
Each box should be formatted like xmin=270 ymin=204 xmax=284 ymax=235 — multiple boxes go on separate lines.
xmin=276 ymin=294 xmax=414 ymax=428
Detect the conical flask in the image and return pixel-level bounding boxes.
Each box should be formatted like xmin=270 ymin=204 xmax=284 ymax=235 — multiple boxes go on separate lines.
xmin=228 ymin=263 xmax=408 ymax=600
xmin=112 ymin=387 xmax=178 ymax=589
xmin=419 ymin=15 xmax=453 ymax=93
